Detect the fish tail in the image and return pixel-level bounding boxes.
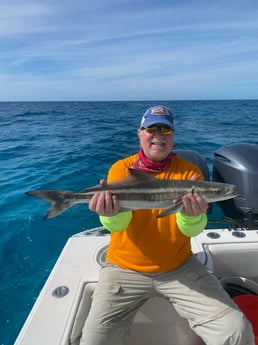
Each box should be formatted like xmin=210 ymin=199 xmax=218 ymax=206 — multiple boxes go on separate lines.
xmin=26 ymin=190 xmax=74 ymax=219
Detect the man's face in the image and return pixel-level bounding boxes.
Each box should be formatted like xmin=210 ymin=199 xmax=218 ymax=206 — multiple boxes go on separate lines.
xmin=137 ymin=124 xmax=174 ymax=162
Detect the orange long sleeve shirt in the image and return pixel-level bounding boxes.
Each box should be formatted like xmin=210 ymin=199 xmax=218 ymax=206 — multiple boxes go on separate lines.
xmin=104 ymin=153 xmax=204 ymax=273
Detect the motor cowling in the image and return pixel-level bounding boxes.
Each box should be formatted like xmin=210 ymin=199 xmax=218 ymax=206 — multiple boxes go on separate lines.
xmin=213 ymin=143 xmax=258 ymax=226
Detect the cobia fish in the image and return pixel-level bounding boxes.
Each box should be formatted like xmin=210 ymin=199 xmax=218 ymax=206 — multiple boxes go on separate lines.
xmin=26 ymin=168 xmax=238 ymax=219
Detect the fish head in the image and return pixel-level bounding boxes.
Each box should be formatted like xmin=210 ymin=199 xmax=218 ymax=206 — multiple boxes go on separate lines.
xmin=201 ymin=182 xmax=238 ymax=203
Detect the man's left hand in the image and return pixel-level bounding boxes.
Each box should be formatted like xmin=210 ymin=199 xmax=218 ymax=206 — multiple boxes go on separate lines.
xmin=180 ymin=175 xmax=208 ymax=217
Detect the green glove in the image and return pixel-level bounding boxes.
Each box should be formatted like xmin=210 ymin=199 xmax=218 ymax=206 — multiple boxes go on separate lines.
xmin=100 ymin=211 xmax=133 ymax=232
xmin=176 ymin=212 xmax=207 ymax=237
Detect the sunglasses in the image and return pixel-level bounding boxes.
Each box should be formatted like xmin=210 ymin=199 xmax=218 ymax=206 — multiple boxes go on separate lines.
xmin=143 ymin=125 xmax=174 ymax=135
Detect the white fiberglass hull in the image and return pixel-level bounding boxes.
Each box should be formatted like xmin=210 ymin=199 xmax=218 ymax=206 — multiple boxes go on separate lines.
xmin=14 ymin=227 xmax=258 ymax=345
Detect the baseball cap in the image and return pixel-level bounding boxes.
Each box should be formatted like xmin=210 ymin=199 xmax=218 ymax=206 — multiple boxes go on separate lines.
xmin=140 ymin=105 xmax=175 ymax=130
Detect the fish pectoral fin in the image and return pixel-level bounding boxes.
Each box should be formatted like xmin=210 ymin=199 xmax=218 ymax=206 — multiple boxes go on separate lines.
xmin=156 ymin=200 xmax=184 ymax=218
xmin=157 ymin=188 xmax=193 ymax=218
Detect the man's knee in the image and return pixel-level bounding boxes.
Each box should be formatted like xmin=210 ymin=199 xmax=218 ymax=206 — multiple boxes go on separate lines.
xmin=194 ymin=308 xmax=255 ymax=345
xmin=223 ymin=309 xmax=254 ymax=344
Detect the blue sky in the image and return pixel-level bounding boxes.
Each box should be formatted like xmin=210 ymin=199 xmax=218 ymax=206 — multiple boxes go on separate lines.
xmin=1 ymin=0 xmax=258 ymax=101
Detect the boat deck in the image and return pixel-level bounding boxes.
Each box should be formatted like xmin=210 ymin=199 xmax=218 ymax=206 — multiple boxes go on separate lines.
xmin=14 ymin=227 xmax=258 ymax=345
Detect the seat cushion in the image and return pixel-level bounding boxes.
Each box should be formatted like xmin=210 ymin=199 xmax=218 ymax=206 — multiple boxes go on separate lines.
xmin=233 ymin=295 xmax=258 ymax=344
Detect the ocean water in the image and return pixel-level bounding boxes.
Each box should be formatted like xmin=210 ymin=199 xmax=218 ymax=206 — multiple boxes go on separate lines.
xmin=1 ymin=100 xmax=258 ymax=344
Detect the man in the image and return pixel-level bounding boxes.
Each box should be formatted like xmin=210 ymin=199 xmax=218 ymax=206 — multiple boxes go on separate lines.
xmin=80 ymin=105 xmax=254 ymax=345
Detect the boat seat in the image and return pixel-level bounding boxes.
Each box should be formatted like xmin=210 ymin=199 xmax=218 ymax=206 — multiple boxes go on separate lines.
xmin=69 ymin=282 xmax=205 ymax=345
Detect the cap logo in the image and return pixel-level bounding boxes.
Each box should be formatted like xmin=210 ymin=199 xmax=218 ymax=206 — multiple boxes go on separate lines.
xmin=151 ymin=106 xmax=170 ymax=116
xmin=140 ymin=105 xmax=174 ymax=129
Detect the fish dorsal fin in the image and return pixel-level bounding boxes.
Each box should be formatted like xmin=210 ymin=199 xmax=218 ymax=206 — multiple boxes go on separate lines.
xmin=81 ymin=168 xmax=157 ymax=193
xmin=128 ymin=168 xmax=157 ymax=182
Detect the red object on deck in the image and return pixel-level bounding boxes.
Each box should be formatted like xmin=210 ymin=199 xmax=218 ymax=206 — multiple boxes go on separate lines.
xmin=233 ymin=295 xmax=258 ymax=344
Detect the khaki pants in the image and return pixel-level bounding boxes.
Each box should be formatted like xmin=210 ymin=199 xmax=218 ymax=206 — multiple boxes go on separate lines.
xmin=80 ymin=256 xmax=255 ymax=345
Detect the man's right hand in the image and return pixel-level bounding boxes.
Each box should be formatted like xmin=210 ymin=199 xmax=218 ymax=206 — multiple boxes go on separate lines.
xmin=88 ymin=179 xmax=120 ymax=216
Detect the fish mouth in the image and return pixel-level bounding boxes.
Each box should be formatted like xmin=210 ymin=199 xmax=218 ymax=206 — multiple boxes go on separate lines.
xmin=228 ymin=187 xmax=238 ymax=197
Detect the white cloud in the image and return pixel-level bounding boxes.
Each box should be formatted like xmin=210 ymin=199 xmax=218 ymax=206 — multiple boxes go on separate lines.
xmin=0 ymin=3 xmax=55 ymax=35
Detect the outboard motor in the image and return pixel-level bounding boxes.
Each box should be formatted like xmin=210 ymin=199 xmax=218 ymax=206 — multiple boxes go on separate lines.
xmin=213 ymin=143 xmax=258 ymax=228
